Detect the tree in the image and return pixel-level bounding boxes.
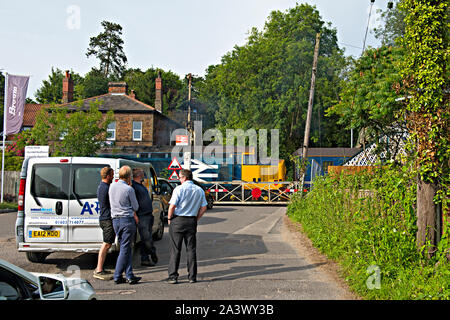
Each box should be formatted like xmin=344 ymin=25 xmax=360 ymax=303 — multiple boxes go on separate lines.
xmin=373 ymin=1 xmax=407 ymax=46
xmin=399 ymin=0 xmax=449 ymax=258
xmin=123 ymin=67 xmax=183 ymax=113
xmin=76 ymin=68 xmax=109 ymax=99
xmin=86 ymin=21 xmax=128 ymax=78
xmin=327 ymin=45 xmax=406 ymax=157
xmin=31 ymin=101 xmax=114 ymax=156
xmin=35 ymin=67 xmax=83 ymax=103
xmin=199 ymin=4 xmax=348 ymax=160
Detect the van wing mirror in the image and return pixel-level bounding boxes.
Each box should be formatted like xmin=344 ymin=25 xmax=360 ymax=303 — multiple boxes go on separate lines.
xmin=37 ymin=276 xmax=68 ymax=300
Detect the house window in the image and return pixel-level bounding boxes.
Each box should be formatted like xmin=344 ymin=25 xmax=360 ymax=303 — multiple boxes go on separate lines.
xmin=132 ymin=121 xmax=142 ymax=141
xmin=107 ymin=121 xmax=116 ymax=141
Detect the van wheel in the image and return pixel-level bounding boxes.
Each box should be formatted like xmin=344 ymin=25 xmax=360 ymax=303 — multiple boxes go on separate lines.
xmin=26 ymin=252 xmax=49 ymax=263
xmin=153 ymin=213 xmax=164 ymax=241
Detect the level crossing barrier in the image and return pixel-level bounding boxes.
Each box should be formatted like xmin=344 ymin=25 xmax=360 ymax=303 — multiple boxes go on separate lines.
xmin=207 ymin=181 xmax=302 ymax=205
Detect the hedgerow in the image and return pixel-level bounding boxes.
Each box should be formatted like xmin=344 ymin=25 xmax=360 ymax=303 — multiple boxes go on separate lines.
xmin=287 ymin=164 xmax=449 ymax=300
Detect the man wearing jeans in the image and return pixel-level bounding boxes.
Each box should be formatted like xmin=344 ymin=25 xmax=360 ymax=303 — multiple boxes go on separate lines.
xmin=167 ymin=169 xmax=207 ymax=284
xmin=109 ymin=165 xmax=141 ymax=285
xmin=132 ymin=168 xmax=158 ymax=266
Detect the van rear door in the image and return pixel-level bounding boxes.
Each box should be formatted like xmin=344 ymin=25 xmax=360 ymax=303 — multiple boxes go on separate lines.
xmin=24 ymin=158 xmax=71 ymax=244
xmin=68 ymin=160 xmax=113 ymax=242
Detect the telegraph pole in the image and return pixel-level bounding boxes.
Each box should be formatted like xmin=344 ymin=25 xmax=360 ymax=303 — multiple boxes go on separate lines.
xmin=185 ymin=73 xmax=193 ymax=170
xmin=187 ymin=73 xmax=193 ymax=145
xmin=302 ymin=33 xmax=320 ymax=161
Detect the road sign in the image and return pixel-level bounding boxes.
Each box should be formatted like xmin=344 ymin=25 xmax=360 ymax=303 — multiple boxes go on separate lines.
xmin=25 ymin=146 xmax=49 ymax=158
xmin=168 ymin=170 xmax=180 ymax=180
xmin=175 ymin=135 xmax=189 ymax=146
xmin=168 ymin=157 xmax=182 ymax=170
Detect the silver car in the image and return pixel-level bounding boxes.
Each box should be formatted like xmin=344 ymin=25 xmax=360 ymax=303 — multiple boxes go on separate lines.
xmin=0 ymin=258 xmax=96 ymax=300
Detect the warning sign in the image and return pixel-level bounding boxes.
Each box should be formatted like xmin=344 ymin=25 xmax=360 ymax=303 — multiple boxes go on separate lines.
xmin=176 ymin=135 xmax=189 ymax=146
xmin=168 ymin=170 xmax=180 ymax=180
xmin=168 ymin=157 xmax=182 ymax=170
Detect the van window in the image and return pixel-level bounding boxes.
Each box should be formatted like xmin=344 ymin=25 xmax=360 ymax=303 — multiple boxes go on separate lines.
xmin=32 ymin=165 xmax=69 ymax=200
xmin=73 ymin=164 xmax=108 ymax=199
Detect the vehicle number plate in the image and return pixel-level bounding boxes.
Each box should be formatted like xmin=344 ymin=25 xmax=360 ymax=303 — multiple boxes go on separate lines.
xmin=30 ymin=230 xmax=60 ymax=238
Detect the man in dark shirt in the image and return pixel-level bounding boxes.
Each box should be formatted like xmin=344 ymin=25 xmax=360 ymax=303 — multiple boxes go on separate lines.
xmin=132 ymin=168 xmax=158 ymax=266
xmin=94 ymin=166 xmax=115 ymax=280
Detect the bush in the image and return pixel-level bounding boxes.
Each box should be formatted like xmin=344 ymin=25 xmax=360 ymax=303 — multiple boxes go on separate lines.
xmin=287 ymin=164 xmax=449 ymax=300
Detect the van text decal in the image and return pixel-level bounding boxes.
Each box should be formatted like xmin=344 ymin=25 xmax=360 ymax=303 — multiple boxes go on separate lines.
xmin=80 ymin=201 xmax=100 ymax=215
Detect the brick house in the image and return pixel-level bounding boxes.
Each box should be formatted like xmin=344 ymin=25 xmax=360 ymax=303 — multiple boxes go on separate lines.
xmin=21 ymin=71 xmax=184 ymax=154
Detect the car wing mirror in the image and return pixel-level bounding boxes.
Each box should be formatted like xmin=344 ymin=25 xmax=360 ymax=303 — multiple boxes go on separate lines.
xmin=38 ymin=276 xmax=68 ymax=300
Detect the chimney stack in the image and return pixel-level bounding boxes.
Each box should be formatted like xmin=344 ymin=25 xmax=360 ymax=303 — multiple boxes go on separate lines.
xmin=108 ymin=82 xmax=128 ymax=95
xmin=155 ymin=71 xmax=162 ymax=113
xmin=62 ymin=70 xmax=74 ymax=103
xmin=129 ymin=89 xmax=136 ymax=99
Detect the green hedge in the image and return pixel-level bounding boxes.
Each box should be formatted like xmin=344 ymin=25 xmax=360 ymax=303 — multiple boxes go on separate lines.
xmin=287 ymin=164 xmax=449 ymax=300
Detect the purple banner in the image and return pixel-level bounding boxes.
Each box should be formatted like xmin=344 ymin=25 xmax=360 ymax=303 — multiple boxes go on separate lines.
xmin=4 ymin=74 xmax=30 ymax=135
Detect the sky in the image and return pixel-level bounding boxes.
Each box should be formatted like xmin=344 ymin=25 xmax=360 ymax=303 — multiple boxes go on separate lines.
xmin=0 ymin=0 xmax=388 ymax=100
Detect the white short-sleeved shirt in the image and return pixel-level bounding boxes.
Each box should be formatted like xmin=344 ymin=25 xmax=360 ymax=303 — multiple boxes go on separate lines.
xmin=169 ymin=181 xmax=207 ymax=217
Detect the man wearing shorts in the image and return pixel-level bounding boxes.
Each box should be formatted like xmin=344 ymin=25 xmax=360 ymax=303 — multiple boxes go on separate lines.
xmin=94 ymin=166 xmax=115 ymax=280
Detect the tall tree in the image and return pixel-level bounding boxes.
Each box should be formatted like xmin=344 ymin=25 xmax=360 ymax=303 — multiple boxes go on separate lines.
xmin=327 ymin=46 xmax=406 ymax=156
xmin=200 ymin=4 xmax=348 ymax=160
xmin=86 ymin=21 xmax=128 ymax=78
xmin=373 ymin=0 xmax=407 ymax=46
xmin=75 ymin=68 xmax=109 ymax=99
xmin=399 ymin=0 xmax=448 ymax=257
xmin=123 ymin=67 xmax=183 ymax=112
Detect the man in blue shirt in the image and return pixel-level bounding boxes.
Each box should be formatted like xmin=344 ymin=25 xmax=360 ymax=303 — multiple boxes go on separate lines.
xmin=94 ymin=166 xmax=115 ymax=281
xmin=167 ymin=169 xmax=207 ymax=284
xmin=109 ymin=165 xmax=141 ymax=285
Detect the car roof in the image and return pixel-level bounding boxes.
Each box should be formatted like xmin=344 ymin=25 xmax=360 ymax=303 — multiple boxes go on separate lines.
xmin=0 ymin=258 xmax=38 ymax=284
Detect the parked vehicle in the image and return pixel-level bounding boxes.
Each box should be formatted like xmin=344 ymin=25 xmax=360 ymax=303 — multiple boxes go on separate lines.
xmin=15 ymin=157 xmax=165 ymax=263
xmin=154 ymin=178 xmax=175 ymax=220
xmin=168 ymin=179 xmax=214 ymax=210
xmin=0 ymin=258 xmax=96 ymax=300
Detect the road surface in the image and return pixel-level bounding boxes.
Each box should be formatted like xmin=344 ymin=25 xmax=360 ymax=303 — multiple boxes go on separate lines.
xmin=0 ymin=205 xmax=355 ymax=300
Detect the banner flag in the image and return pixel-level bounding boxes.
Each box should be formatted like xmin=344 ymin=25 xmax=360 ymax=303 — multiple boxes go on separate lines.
xmin=4 ymin=74 xmax=30 ymax=135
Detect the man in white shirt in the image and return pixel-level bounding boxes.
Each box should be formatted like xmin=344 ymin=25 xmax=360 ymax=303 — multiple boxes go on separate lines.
xmin=167 ymin=169 xmax=207 ymax=284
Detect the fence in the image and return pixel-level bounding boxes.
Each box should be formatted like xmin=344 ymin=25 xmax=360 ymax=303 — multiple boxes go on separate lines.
xmin=0 ymin=171 xmax=20 ymax=202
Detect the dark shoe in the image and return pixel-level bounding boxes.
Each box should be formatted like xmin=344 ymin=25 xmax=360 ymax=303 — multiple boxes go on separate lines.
xmin=126 ymin=276 xmax=142 ymax=285
xmin=141 ymin=260 xmax=155 ymax=267
xmin=150 ymin=252 xmax=158 ymax=264
xmin=189 ymin=279 xmax=197 ymax=284
xmin=114 ymin=277 xmax=126 ymax=284
xmin=167 ymin=278 xmax=178 ymax=284
xmin=93 ymin=270 xmax=113 ymax=281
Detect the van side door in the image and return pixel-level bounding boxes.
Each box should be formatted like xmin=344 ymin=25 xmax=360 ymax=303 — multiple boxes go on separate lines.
xmin=68 ymin=163 xmax=110 ymax=242
xmin=24 ymin=159 xmax=71 ymax=243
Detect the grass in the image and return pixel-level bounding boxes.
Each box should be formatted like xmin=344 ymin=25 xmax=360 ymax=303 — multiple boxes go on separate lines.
xmin=287 ymin=165 xmax=449 ymax=300
xmin=0 ymin=202 xmax=18 ymax=210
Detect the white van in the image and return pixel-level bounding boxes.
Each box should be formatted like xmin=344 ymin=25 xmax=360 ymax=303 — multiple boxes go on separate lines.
xmin=15 ymin=157 xmax=165 ymax=263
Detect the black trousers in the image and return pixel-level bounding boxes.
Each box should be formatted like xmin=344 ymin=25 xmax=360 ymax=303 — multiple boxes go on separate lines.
xmin=168 ymin=216 xmax=197 ymax=281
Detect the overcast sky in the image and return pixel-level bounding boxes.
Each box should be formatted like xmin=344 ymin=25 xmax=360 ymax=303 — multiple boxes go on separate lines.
xmin=0 ymin=0 xmax=387 ymax=100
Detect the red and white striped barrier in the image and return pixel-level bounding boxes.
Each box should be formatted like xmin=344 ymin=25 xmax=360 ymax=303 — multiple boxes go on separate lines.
xmin=208 ymin=189 xmax=229 ymax=193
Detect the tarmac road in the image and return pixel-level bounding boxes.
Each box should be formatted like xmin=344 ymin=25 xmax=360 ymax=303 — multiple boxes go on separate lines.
xmin=0 ymin=205 xmax=354 ymax=300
